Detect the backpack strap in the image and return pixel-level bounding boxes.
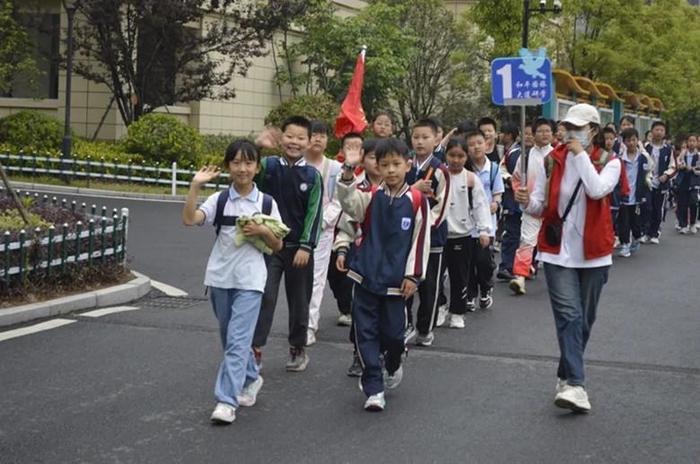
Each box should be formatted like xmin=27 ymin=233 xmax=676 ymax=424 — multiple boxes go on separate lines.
xmin=489 ymin=161 xmax=498 ymax=192
xmin=261 ymin=193 xmax=273 ymax=216
xmin=213 ymin=190 xmax=238 ymax=236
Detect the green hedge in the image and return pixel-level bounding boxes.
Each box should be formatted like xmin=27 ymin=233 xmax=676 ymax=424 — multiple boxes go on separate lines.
xmin=122 ymin=113 xmax=203 ymax=164
xmin=0 ymin=111 xmax=66 ymax=152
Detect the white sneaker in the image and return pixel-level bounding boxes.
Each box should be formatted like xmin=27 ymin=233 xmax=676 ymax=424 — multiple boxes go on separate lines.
xmin=638 ymin=235 xmax=649 ymax=244
xmin=448 ymin=313 xmax=465 ymax=329
xmin=679 ymin=227 xmax=690 ymax=235
xmin=554 ymin=385 xmax=591 ymax=413
xmin=364 ymin=392 xmax=386 ymax=411
xmin=649 ymin=237 xmax=660 ymax=244
xmin=210 ymin=402 xmax=236 ymax=424
xmin=305 ymin=329 xmax=316 ymax=347
xmin=435 ymin=304 xmax=449 ymax=327
xmin=555 ymin=378 xmax=567 ymax=395
xmin=617 ymin=244 xmax=631 ymax=258
xmin=404 ymin=324 xmax=417 ymax=343
xmin=337 ymin=314 xmax=352 ymax=326
xmin=415 ymin=331 xmax=435 ymax=346
xmin=383 ymin=365 xmax=403 ymax=390
xmin=675 ymin=223 xmax=682 ymax=231
xmin=237 ymin=376 xmax=263 ymax=407
xmin=509 ymin=276 xmax=526 ymax=295
xmin=691 ymin=225 xmax=698 ymax=235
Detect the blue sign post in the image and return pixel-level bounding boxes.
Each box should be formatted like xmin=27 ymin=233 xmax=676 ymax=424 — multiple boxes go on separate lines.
xmin=491 ymin=48 xmax=553 ymax=106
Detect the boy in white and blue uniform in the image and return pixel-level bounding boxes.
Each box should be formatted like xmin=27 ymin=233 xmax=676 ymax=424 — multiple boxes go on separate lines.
xmin=676 ymin=134 xmax=700 ymax=234
xmin=643 ymin=121 xmax=676 ymax=244
xmin=337 ymin=137 xmax=430 ymax=412
xmin=616 ymin=128 xmax=651 ymax=257
xmin=466 ymin=130 xmax=504 ymax=310
xmin=183 ymin=139 xmax=286 ymax=425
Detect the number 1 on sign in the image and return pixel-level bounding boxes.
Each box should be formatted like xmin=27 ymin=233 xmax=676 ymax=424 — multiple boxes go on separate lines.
xmin=496 ymin=63 xmax=512 ymax=99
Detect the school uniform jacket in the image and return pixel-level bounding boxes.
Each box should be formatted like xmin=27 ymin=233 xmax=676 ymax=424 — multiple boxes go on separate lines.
xmin=337 ymin=179 xmax=430 ymax=296
xmin=675 ymin=153 xmax=700 ymax=189
xmin=407 ymin=154 xmax=450 ymax=252
xmin=500 ymin=143 xmax=522 ymax=214
xmin=644 ymin=143 xmax=676 ymax=191
xmin=256 ymin=156 xmax=323 ymax=251
xmin=616 ymin=151 xmax=651 ymax=205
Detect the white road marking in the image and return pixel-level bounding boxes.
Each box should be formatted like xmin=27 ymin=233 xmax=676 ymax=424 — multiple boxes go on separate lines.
xmin=0 ymin=319 xmax=76 ymax=343
xmin=80 ymin=306 xmax=140 ymax=318
xmin=150 ymin=279 xmax=188 ymax=297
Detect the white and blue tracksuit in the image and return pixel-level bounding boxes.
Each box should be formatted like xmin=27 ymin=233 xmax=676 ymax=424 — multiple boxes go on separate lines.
xmin=337 ymin=179 xmax=430 ymax=396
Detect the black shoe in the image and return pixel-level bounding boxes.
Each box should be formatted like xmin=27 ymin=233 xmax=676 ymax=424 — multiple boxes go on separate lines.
xmin=479 ymin=289 xmax=494 ymax=309
xmin=496 ymin=269 xmax=514 ymax=281
xmin=347 ymin=353 xmax=362 ymax=377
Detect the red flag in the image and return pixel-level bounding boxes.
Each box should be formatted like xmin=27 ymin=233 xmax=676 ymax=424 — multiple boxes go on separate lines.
xmin=335 ymin=47 xmax=368 ymax=138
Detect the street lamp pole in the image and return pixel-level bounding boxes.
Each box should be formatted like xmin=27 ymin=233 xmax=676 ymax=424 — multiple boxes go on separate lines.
xmin=62 ymin=0 xmax=78 ymax=177
xmin=520 ymin=0 xmax=561 ymax=165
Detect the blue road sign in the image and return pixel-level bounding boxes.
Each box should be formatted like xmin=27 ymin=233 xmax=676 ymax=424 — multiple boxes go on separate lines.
xmin=491 ymin=48 xmax=553 ymax=106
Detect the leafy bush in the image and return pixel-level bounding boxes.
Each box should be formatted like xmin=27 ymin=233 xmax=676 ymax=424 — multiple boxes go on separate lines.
xmin=265 ymin=94 xmax=342 ymax=156
xmin=73 ymin=139 xmax=143 ymax=164
xmin=0 ymin=110 xmax=65 ymax=152
xmin=201 ymin=134 xmax=236 ymax=158
xmin=0 ymin=210 xmax=51 ymax=232
xmin=265 ymin=94 xmax=338 ymax=129
xmin=122 ymin=113 xmax=203 ymax=164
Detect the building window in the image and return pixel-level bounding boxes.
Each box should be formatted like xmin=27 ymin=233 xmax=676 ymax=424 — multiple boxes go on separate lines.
xmin=1 ymin=13 xmax=60 ymax=99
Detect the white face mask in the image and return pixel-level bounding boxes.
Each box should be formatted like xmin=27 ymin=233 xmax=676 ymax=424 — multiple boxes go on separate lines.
xmin=566 ymin=128 xmax=591 ymax=147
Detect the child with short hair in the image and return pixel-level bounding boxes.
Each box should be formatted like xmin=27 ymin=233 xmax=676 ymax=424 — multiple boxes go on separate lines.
xmin=337 ymin=137 xmax=430 ymax=412
xmin=252 ymin=116 xmax=324 ymax=372
xmin=441 ymin=137 xmax=492 ymax=328
xmin=497 ymin=122 xmax=522 ymax=282
xmin=304 ymin=120 xmax=342 ymax=346
xmin=675 ymin=134 xmax=700 ymax=234
xmin=644 ymin=121 xmax=676 ymax=244
xmin=406 ymin=118 xmax=450 ymax=346
xmin=183 ymin=140 xmax=286 ymax=424
xmin=617 ymin=128 xmax=652 ymax=256
xmin=466 ymin=130 xmax=504 ymax=308
xmin=328 ymin=133 xmax=368 ymax=329
xmin=478 ymin=117 xmax=500 ymax=163
xmin=331 ymin=137 xmax=381 ymax=377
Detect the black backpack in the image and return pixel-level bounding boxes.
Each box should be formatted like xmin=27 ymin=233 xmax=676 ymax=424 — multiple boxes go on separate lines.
xmin=213 ymin=190 xmax=273 ymax=236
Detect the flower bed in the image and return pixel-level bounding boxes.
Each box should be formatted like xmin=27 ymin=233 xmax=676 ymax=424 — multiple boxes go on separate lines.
xmin=1 ymin=188 xmax=129 ymax=300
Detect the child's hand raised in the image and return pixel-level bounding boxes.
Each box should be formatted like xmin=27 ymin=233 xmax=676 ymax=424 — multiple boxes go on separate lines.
xmin=343 ymin=141 xmax=363 ymax=166
xmin=400 ymin=278 xmax=417 ymax=299
xmin=192 ymin=166 xmax=221 ymax=187
xmin=256 ymin=126 xmax=282 ymax=149
xmin=413 ymin=179 xmax=433 ymax=194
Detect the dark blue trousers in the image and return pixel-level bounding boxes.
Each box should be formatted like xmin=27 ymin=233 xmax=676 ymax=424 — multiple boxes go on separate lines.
xmin=499 ymin=212 xmax=521 ymax=273
xmin=352 ymin=285 xmax=406 ymax=396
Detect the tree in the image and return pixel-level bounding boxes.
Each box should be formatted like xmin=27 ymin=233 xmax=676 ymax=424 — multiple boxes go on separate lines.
xmin=390 ymin=0 xmax=490 ymax=138
xmin=273 ymin=0 xmax=415 ymax=119
xmin=469 ymin=0 xmax=700 ymax=129
xmin=0 ymin=0 xmax=37 ymax=95
xmin=72 ymin=0 xmax=307 ymax=126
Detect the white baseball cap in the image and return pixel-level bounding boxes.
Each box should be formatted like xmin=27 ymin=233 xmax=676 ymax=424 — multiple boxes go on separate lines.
xmin=562 ymin=103 xmax=600 ymax=127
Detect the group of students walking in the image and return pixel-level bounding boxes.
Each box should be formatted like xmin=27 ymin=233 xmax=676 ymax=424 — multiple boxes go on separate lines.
xmin=183 ymin=103 xmax=697 ymax=423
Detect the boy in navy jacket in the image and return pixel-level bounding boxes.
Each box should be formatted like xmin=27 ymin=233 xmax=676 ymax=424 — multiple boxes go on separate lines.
xmin=676 ymin=134 xmax=700 ymax=234
xmin=337 ymin=138 xmax=430 ymax=412
xmin=643 ymin=121 xmax=676 ymax=244
xmin=406 ymin=118 xmax=450 ymax=346
xmin=252 ymin=116 xmax=324 ymax=372
xmin=616 ymin=128 xmax=652 ymax=257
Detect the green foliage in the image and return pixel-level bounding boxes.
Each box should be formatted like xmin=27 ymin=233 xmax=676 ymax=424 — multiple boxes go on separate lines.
xmin=73 ymin=139 xmax=144 ymax=164
xmin=265 ymin=94 xmax=338 ymax=128
xmin=201 ymin=134 xmax=238 ymax=158
xmin=274 ymin=0 xmax=415 ymax=117
xmin=0 ymin=209 xmax=50 ymax=232
xmin=265 ymin=94 xmax=341 ymax=155
xmin=469 ymin=0 xmax=700 ymax=129
xmin=122 ymin=113 xmax=203 ymax=164
xmin=0 ymin=111 xmax=64 ymax=152
xmin=0 ymin=0 xmax=37 ymax=94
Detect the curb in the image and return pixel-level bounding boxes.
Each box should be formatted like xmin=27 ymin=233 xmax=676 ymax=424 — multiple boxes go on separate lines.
xmin=10 ymin=181 xmax=190 ymax=201
xmin=0 ymin=271 xmax=151 ymax=328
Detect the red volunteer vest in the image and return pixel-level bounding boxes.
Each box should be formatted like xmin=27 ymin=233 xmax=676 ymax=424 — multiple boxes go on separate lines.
xmin=537 ymin=144 xmax=618 ymax=260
